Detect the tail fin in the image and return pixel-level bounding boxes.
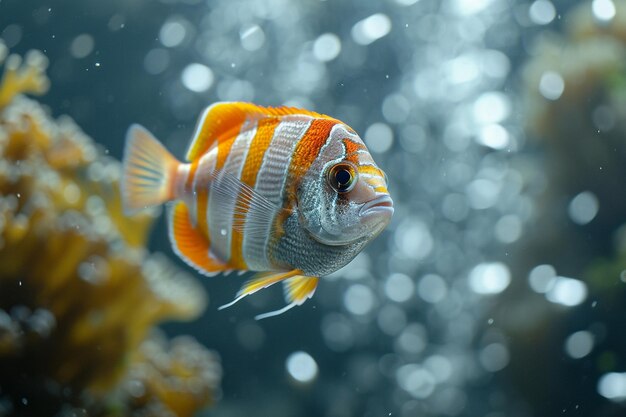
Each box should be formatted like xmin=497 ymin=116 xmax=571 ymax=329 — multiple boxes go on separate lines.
xmin=122 ymin=124 xmax=180 ymax=215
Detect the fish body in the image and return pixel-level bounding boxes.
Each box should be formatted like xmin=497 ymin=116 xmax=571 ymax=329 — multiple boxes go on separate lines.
xmin=122 ymin=102 xmax=393 ymax=318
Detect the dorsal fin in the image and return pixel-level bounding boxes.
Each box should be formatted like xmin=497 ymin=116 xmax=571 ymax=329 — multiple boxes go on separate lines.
xmin=185 ymin=102 xmax=337 ymax=161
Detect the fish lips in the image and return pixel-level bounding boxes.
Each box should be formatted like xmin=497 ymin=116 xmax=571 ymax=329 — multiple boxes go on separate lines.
xmin=359 ymin=195 xmax=394 ymax=220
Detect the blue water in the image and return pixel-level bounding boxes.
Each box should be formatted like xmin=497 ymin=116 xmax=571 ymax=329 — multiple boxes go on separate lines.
xmin=2 ymin=0 xmax=625 ymax=416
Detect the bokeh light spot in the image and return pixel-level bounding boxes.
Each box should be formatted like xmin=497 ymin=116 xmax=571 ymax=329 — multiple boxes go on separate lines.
xmin=351 ymin=14 xmax=392 ymax=45
xmin=286 ymin=351 xmax=318 ymax=383
xmin=313 ymin=33 xmax=342 ymax=62
xmin=598 ymin=372 xmax=626 ymax=401
xmin=568 ymin=191 xmax=599 ymax=225
xmin=546 ymin=277 xmax=588 ymax=306
xmin=592 ymin=0 xmax=616 ymax=22
xmin=384 ymin=273 xmax=415 ymax=303
xmin=564 ymin=331 xmax=594 ymax=359
xmin=364 ymin=122 xmax=394 ymax=153
xmin=539 ymin=71 xmax=565 ymax=100
xmin=70 ymin=34 xmax=94 ymax=59
xmin=469 ymin=262 xmax=511 ymax=295
xmin=529 ymin=0 xmax=556 ymax=25
xmin=181 ymin=63 xmax=214 ymax=93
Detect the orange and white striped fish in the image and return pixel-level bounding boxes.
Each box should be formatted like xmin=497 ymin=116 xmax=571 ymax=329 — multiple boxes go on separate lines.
xmin=122 ymin=102 xmax=393 ymax=319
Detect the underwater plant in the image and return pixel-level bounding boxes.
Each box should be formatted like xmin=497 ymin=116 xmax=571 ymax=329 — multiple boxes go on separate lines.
xmin=0 ymin=41 xmax=221 ymax=417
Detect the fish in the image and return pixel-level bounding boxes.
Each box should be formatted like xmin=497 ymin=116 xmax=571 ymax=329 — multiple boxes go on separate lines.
xmin=121 ymin=102 xmax=393 ymax=319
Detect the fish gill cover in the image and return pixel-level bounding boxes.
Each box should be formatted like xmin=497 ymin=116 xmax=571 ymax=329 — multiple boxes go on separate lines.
xmin=4 ymin=0 xmax=626 ymax=417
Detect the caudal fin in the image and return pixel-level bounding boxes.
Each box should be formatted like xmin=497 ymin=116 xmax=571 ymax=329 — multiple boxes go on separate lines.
xmin=122 ymin=124 xmax=179 ymax=215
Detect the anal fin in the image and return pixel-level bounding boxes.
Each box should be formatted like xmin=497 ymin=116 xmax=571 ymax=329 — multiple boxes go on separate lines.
xmin=168 ymin=201 xmax=228 ymax=276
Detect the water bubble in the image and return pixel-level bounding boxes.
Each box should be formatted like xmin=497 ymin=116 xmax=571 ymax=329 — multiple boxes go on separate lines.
xmin=217 ymin=79 xmax=255 ymax=101
xmin=546 ymin=277 xmax=587 ymax=306
xmin=351 ymin=14 xmax=392 ymax=45
xmin=364 ymin=123 xmax=394 ymax=153
xmin=598 ymin=372 xmax=626 ymax=401
xmin=344 ymin=284 xmax=376 ymax=315
xmin=529 ymin=0 xmax=556 ymax=25
xmin=393 ymin=0 xmax=420 ymax=5
xmin=568 ymin=191 xmax=599 ymax=225
xmin=394 ymin=220 xmax=433 ymax=260
xmin=1 ymin=24 xmax=22 ymax=48
xmin=539 ymin=71 xmax=564 ymax=100
xmin=423 ymin=355 xmax=453 ymax=382
xmin=236 ymin=321 xmax=265 ymax=351
xmin=313 ymin=33 xmax=342 ymax=62
xmin=528 ymin=264 xmax=557 ymax=293
xmin=70 ymin=34 xmax=94 ymax=59
xmin=417 ymin=274 xmax=447 ymax=303
xmin=451 ymin=0 xmax=494 ymax=15
xmin=384 ymin=273 xmax=415 ymax=303
xmin=286 ymin=351 xmax=318 ymax=383
xmin=494 ymin=214 xmax=522 ymax=243
xmin=396 ymin=365 xmax=436 ymax=398
xmin=240 ymin=25 xmax=266 ymax=51
xmin=593 ymin=106 xmax=616 ymax=132
xmin=382 ymin=94 xmax=411 ymax=124
xmin=395 ymin=323 xmax=427 ymax=354
xmin=126 ymin=379 xmax=146 ymax=398
xmin=468 ymin=262 xmax=511 ymax=295
xmin=442 ymin=193 xmax=469 ymax=222
xmin=377 ymin=304 xmax=407 ymax=336
xmin=28 ymin=309 xmax=55 ymax=337
xmin=466 ymin=178 xmax=500 ymax=210
xmin=476 ymin=124 xmax=509 ymax=150
xmin=473 ymin=92 xmax=511 ymax=124
xmin=592 ymin=0 xmax=616 ymax=22
xmin=63 ymin=182 xmax=80 ymax=205
xmin=77 ymin=256 xmax=109 ymax=285
xmin=321 ymin=313 xmax=354 ymax=351
xmin=399 ymin=124 xmax=427 ymax=153
xmin=144 ymin=48 xmax=170 ymax=75
xmin=564 ymin=331 xmax=594 ymax=359
xmin=479 ymin=343 xmax=510 ymax=372
xmin=159 ymin=18 xmax=187 ymax=47
xmin=181 ymin=63 xmax=214 ymax=93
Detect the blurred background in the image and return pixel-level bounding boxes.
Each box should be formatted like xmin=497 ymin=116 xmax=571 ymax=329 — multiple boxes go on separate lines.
xmin=2 ymin=0 xmax=626 ymax=416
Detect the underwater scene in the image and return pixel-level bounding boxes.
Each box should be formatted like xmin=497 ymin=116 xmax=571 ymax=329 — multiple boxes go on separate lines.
xmin=2 ymin=0 xmax=626 ymax=416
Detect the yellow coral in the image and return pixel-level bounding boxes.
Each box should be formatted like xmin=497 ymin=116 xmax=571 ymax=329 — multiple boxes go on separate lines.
xmin=0 ymin=43 xmax=220 ymax=416
xmin=0 ymin=45 xmax=49 ymax=109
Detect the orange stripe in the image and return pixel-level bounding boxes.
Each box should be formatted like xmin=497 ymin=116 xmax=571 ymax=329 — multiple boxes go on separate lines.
xmin=285 ymin=119 xmax=337 ymax=202
xmin=342 ymin=138 xmax=366 ymax=164
xmin=229 ymin=117 xmax=280 ymax=269
xmin=267 ymin=119 xmax=337 ymax=250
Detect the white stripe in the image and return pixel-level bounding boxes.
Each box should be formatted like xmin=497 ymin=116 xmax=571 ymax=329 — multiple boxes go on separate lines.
xmin=207 ymin=119 xmax=257 ymax=262
xmin=189 ymin=151 xmax=215 ymax=227
xmin=243 ymin=116 xmax=313 ymax=270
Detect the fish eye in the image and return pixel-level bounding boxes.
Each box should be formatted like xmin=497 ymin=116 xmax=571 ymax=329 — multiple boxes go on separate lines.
xmin=328 ymin=163 xmax=357 ymax=193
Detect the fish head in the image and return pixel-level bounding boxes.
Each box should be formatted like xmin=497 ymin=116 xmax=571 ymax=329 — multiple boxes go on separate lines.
xmin=297 ymin=123 xmax=393 ymax=246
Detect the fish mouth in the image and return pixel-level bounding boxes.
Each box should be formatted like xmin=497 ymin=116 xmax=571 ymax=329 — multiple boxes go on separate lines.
xmin=359 ymin=195 xmax=394 ymax=218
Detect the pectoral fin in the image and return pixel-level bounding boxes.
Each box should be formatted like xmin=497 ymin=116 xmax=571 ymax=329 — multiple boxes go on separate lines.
xmin=254 ymin=276 xmax=319 ymax=320
xmin=218 ymin=270 xmax=301 ymax=310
